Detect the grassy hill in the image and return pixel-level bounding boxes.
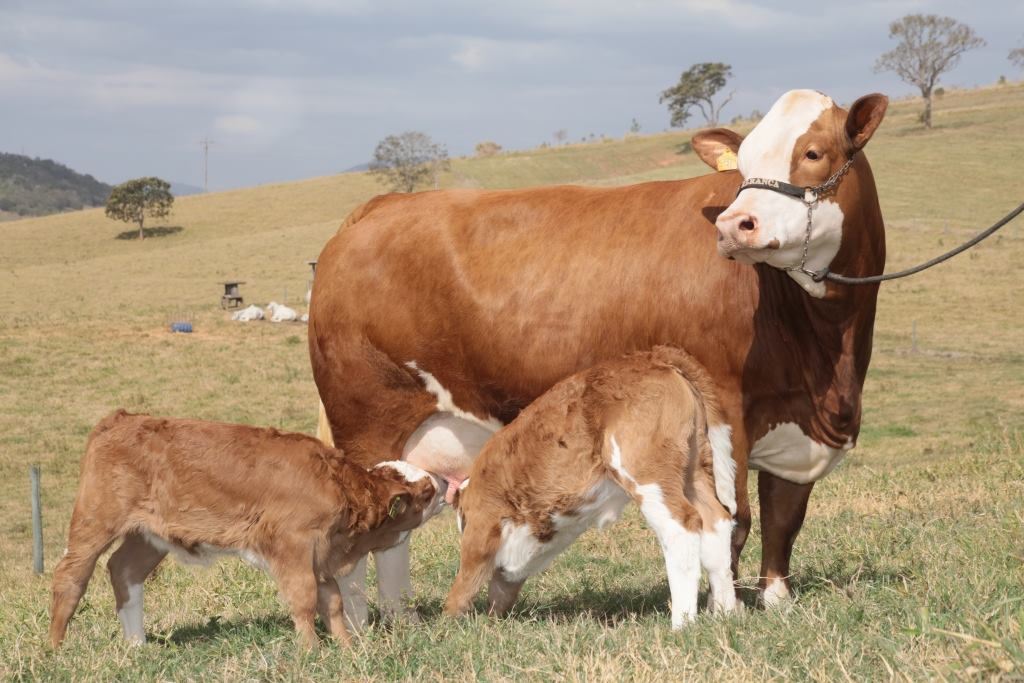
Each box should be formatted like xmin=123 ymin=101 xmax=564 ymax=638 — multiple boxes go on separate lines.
xmin=0 ymin=153 xmax=112 ymax=221
xmin=1 ymin=83 xmax=1022 ymax=680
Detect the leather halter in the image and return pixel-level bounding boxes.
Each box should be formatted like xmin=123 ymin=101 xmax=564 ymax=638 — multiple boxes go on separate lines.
xmin=735 ymin=157 xmax=855 ymax=282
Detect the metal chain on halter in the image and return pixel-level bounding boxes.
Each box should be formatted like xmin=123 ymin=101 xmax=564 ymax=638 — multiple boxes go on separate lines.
xmin=811 ymin=156 xmax=855 ymax=201
xmin=784 ymin=156 xmax=856 ymax=280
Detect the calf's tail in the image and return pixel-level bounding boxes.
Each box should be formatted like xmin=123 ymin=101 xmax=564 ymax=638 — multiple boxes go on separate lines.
xmin=655 ymin=345 xmax=737 ymax=516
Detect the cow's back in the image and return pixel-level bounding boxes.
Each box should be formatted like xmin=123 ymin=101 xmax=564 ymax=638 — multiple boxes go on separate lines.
xmin=310 ymin=177 xmax=756 ymax=449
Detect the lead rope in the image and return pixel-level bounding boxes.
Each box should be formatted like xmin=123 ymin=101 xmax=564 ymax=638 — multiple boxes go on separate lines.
xmin=817 ymin=200 xmax=1024 ymax=284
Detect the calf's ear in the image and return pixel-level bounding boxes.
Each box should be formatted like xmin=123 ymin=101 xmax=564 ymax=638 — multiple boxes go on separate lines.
xmin=846 ymin=94 xmax=888 ymax=151
xmin=692 ymin=129 xmax=744 ymax=171
xmin=387 ymin=492 xmax=411 ymax=520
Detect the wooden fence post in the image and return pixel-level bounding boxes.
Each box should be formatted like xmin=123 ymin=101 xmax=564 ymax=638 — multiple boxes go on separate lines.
xmin=30 ymin=464 xmax=43 ymax=575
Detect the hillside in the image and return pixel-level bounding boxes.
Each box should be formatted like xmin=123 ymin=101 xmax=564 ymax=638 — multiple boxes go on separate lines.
xmin=1 ymin=83 xmax=1022 ymax=679
xmin=0 ymin=152 xmax=112 ymax=221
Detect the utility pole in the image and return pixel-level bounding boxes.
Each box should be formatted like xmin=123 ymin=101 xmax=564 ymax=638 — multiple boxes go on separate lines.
xmin=199 ymin=138 xmax=215 ymax=192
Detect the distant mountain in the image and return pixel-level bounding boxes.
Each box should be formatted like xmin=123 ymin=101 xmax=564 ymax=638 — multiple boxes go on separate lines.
xmin=343 ymin=162 xmax=371 ymax=172
xmin=0 ymin=152 xmax=112 ymax=220
xmin=170 ymin=181 xmax=203 ymax=196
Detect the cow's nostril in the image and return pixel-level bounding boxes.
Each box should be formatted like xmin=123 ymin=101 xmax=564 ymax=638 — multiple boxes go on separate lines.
xmin=739 ymin=218 xmax=756 ymax=231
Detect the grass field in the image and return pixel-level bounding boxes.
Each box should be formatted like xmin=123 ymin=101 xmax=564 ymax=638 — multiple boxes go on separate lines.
xmin=1 ymin=84 xmax=1023 ymax=680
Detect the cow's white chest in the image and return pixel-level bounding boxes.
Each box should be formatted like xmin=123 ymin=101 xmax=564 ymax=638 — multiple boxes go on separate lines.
xmin=495 ymin=478 xmax=629 ymax=583
xmin=748 ymin=422 xmax=853 ymax=484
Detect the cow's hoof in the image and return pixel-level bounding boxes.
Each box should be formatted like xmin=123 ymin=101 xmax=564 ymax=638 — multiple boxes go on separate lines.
xmin=760 ymin=577 xmax=793 ymax=608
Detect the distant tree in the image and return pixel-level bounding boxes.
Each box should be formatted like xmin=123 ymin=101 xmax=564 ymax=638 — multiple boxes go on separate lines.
xmin=1010 ymin=40 xmax=1024 ymax=68
xmin=104 ymin=177 xmax=173 ymax=240
xmin=553 ymin=129 xmax=568 ymax=145
xmin=660 ymin=62 xmax=734 ymax=127
xmin=874 ymin=14 xmax=984 ymax=129
xmin=629 ymin=118 xmax=641 ymax=134
xmin=475 ymin=141 xmax=502 ymax=157
xmin=368 ymin=132 xmax=450 ymax=193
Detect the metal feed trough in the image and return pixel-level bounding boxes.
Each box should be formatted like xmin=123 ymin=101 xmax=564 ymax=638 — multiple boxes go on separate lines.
xmin=220 ymin=281 xmax=245 ymax=309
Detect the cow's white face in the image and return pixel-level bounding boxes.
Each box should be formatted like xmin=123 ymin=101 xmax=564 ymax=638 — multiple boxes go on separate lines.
xmin=692 ymin=90 xmax=888 ymax=297
xmin=725 ymin=92 xmax=841 ymax=276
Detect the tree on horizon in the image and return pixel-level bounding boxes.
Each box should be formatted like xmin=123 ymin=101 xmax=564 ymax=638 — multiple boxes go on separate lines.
xmin=104 ymin=177 xmax=173 ymax=240
xmin=368 ymin=132 xmax=450 ymax=193
xmin=875 ymin=14 xmax=984 ymax=128
xmin=660 ymin=62 xmax=734 ymax=128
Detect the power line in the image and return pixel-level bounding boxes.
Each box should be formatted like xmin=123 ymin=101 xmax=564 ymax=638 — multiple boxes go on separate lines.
xmin=199 ymin=138 xmax=215 ymax=192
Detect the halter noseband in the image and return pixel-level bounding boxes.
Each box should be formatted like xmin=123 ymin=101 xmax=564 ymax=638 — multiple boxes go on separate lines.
xmin=734 ymin=156 xmax=855 ymax=282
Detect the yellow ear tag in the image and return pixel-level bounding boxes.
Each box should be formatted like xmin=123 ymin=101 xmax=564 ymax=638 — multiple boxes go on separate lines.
xmin=716 ymin=150 xmax=738 ymax=172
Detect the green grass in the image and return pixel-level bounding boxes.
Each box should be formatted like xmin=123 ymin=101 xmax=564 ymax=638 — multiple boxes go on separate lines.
xmin=1 ymin=83 xmax=1023 ymax=681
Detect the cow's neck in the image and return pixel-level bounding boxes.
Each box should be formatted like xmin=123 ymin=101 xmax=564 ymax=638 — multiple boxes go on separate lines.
xmin=741 ymin=159 xmax=885 ymax=449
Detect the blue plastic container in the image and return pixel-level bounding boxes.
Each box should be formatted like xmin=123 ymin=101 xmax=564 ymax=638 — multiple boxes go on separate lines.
xmin=169 ymin=322 xmax=193 ymax=333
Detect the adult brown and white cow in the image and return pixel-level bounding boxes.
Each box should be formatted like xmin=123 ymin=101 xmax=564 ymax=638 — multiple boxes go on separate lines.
xmin=309 ymin=89 xmax=888 ymax=618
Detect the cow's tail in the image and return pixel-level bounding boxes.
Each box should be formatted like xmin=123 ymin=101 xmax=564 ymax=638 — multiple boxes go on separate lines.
xmin=309 ymin=322 xmax=336 ymax=448
xmin=316 ymin=400 xmax=335 ymax=447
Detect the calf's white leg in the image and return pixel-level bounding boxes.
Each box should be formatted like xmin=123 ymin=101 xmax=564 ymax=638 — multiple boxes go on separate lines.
xmin=609 ymin=436 xmax=702 ymax=628
xmin=701 ymin=518 xmax=737 ymax=613
xmin=639 ymin=491 xmax=702 ymax=628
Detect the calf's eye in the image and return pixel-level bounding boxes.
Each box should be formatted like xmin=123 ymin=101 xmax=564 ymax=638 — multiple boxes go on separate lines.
xmin=805 ymin=150 xmax=821 ymax=160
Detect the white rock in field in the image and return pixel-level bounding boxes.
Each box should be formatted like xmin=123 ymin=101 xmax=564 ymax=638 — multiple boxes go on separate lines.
xmin=300 ymin=313 xmax=309 ymax=323
xmin=231 ymin=304 xmax=264 ymax=322
xmin=266 ymin=301 xmax=298 ymax=323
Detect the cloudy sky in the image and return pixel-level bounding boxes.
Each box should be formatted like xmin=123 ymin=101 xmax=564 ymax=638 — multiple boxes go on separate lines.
xmin=1 ymin=0 xmax=1020 ymax=190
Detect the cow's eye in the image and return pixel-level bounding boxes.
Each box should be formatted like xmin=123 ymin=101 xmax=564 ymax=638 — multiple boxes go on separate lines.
xmin=805 ymin=150 xmax=821 ymax=160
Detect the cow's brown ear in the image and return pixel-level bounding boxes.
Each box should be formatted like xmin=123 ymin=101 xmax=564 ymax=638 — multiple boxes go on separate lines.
xmin=846 ymin=94 xmax=888 ymax=151
xmin=692 ymin=128 xmax=744 ymax=171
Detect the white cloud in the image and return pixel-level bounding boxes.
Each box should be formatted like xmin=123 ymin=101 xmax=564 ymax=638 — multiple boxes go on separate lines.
xmin=450 ymin=37 xmax=566 ymax=72
xmin=490 ymin=0 xmax=793 ymax=33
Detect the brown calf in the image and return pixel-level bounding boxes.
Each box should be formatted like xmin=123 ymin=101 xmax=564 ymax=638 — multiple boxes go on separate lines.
xmin=49 ymin=410 xmax=442 ymax=649
xmin=444 ymin=347 xmax=737 ymax=628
